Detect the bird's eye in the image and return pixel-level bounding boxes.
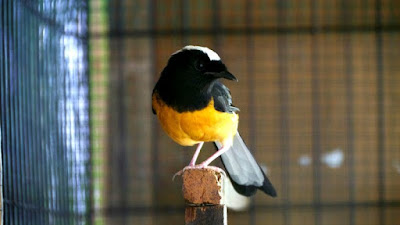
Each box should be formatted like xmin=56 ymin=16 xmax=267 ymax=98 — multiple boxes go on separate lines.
xmin=195 ymin=60 xmax=205 ymax=71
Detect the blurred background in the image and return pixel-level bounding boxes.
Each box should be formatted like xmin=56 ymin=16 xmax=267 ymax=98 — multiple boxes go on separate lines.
xmin=1 ymin=0 xmax=400 ymax=224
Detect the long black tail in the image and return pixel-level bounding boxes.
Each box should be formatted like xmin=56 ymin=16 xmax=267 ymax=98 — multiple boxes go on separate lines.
xmin=215 ymin=133 xmax=277 ymax=197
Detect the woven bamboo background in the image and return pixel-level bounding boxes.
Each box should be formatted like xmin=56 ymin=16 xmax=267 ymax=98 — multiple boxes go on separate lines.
xmin=89 ymin=0 xmax=400 ymax=224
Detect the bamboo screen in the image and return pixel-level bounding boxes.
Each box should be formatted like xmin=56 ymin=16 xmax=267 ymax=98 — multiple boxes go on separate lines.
xmin=89 ymin=0 xmax=400 ymax=225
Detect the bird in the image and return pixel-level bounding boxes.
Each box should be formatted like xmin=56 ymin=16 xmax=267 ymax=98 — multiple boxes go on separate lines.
xmin=152 ymin=45 xmax=277 ymax=197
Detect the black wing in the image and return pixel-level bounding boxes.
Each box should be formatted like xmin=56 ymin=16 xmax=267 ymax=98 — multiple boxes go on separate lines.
xmin=211 ymin=81 xmax=239 ymax=113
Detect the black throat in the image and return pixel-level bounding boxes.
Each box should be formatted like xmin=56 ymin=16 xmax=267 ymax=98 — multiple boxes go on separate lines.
xmin=154 ymin=70 xmax=216 ymax=113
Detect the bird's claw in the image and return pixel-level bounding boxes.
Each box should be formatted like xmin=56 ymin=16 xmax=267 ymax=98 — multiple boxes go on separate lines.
xmin=172 ymin=169 xmax=185 ymax=181
xmin=172 ymin=165 xmax=193 ymax=181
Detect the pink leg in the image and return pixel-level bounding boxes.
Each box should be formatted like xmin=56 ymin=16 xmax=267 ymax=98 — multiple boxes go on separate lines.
xmin=172 ymin=143 xmax=230 ymax=181
xmin=197 ymin=145 xmax=230 ymax=168
xmin=172 ymin=142 xmax=204 ymax=180
xmin=188 ymin=142 xmax=204 ymax=166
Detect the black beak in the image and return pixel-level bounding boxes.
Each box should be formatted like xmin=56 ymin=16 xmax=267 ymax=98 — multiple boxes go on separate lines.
xmin=216 ymin=70 xmax=238 ymax=81
xmin=204 ymin=61 xmax=238 ymax=81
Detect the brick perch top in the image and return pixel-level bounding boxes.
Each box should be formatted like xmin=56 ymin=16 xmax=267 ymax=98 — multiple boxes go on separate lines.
xmin=182 ymin=168 xmax=225 ymax=205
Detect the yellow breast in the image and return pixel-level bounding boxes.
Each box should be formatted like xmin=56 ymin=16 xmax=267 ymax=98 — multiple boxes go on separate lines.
xmin=152 ymin=94 xmax=238 ymax=146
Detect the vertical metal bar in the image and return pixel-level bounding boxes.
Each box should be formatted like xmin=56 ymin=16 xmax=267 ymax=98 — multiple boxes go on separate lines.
xmin=26 ymin=6 xmax=34 ymax=224
xmin=64 ymin=11 xmax=74 ymax=224
xmin=211 ymin=0 xmax=221 ymax=50
xmin=62 ymin=2 xmax=71 ymax=223
xmin=310 ymin=0 xmax=322 ymax=224
xmin=9 ymin=1 xmax=18 ymax=223
xmin=63 ymin=20 xmax=70 ymax=225
xmin=53 ymin=15 xmax=60 ymax=224
xmin=33 ymin=4 xmax=40 ymax=222
xmin=49 ymin=3 xmax=56 ymax=222
xmin=245 ymin=1 xmax=257 ymax=225
xmin=52 ymin=3 xmax=60 ymax=221
xmin=45 ymin=2 xmax=53 ymax=221
xmin=66 ymin=18 xmax=75 ymax=224
xmin=115 ymin=0 xmax=128 ymax=222
xmin=31 ymin=5 xmax=39 ymax=224
xmin=80 ymin=50 xmax=86 ymax=221
xmin=86 ymin=0 xmax=94 ymax=223
xmin=19 ymin=4 xmax=27 ymax=223
xmin=60 ymin=4 xmax=69 ymax=224
xmin=80 ymin=22 xmax=89 ymax=224
xmin=4 ymin=0 xmax=10 ymax=222
xmin=277 ymin=1 xmax=291 ymax=225
xmin=37 ymin=2 xmax=45 ymax=221
xmin=21 ymin=5 xmax=32 ymax=225
xmin=1 ymin=1 xmax=5 ymax=221
xmin=61 ymin=28 xmax=69 ymax=225
xmin=78 ymin=42 xmax=83 ymax=221
xmin=341 ymin=1 xmax=355 ymax=225
xmin=63 ymin=26 xmax=69 ymax=224
xmin=68 ymin=21 xmax=74 ymax=221
xmin=50 ymin=4 xmax=57 ymax=223
xmin=28 ymin=7 xmax=38 ymax=224
xmin=36 ymin=2 xmax=47 ymax=222
xmin=42 ymin=4 xmax=51 ymax=223
xmin=0 ymin=2 xmax=4 ymax=223
xmin=76 ymin=11 xmax=83 ymax=219
xmin=11 ymin=3 xmax=17 ymax=223
xmin=11 ymin=1 xmax=21 ymax=224
xmin=8 ymin=1 xmax=14 ymax=222
xmin=50 ymin=3 xmax=59 ymax=222
xmin=22 ymin=6 xmax=29 ymax=224
xmin=70 ymin=29 xmax=76 ymax=225
xmin=105 ymin=2 xmax=113 ymax=220
xmin=72 ymin=31 xmax=78 ymax=224
xmin=0 ymin=0 xmax=4 ymax=219
xmin=6 ymin=1 xmax=12 ymax=222
xmin=1 ymin=0 xmax=10 ymax=224
xmin=19 ymin=4 xmax=27 ymax=225
xmin=15 ymin=2 xmax=26 ymax=224
xmin=181 ymin=0 xmax=189 ymax=45
xmin=84 ymin=1 xmax=95 ymax=222
xmin=54 ymin=20 xmax=63 ymax=225
xmin=76 ymin=6 xmax=84 ymax=220
xmin=5 ymin=3 xmax=11 ymax=222
xmin=149 ymin=0 xmax=160 ymax=220
xmin=344 ymin=37 xmax=355 ymax=225
xmin=375 ymin=0 xmax=385 ymax=224
xmin=17 ymin=2 xmax=24 ymax=222
xmin=53 ymin=3 xmax=59 ymax=223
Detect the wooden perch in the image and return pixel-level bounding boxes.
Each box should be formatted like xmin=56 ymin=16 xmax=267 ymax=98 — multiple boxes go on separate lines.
xmin=182 ymin=168 xmax=227 ymax=225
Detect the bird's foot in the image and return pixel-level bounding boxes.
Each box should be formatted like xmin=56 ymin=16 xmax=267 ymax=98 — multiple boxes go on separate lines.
xmin=172 ymin=165 xmax=226 ymax=181
xmin=172 ymin=167 xmax=189 ymax=181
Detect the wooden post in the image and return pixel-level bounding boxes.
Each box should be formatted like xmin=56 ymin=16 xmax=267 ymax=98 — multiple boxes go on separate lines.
xmin=182 ymin=168 xmax=227 ymax=225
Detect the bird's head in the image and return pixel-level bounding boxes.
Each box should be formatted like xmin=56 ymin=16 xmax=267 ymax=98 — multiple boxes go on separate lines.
xmin=164 ymin=45 xmax=237 ymax=83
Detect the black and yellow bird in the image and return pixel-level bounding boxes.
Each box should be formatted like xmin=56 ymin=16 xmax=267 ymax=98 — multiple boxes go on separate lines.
xmin=152 ymin=45 xmax=276 ymax=197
